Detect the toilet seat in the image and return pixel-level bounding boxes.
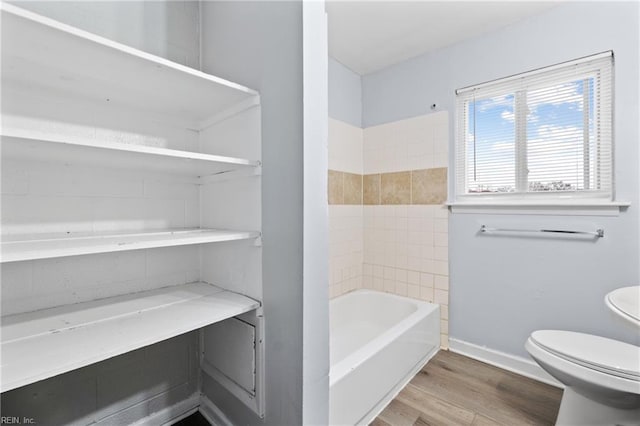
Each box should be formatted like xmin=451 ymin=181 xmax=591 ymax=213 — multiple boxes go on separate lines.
xmin=530 ymin=330 xmax=640 ymax=382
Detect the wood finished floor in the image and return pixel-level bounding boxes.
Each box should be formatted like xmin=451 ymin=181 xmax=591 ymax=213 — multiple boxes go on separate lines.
xmin=372 ymin=350 xmax=563 ymax=426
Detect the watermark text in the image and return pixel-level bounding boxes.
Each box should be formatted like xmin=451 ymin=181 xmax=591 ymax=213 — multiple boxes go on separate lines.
xmin=1 ymin=417 xmax=35 ymax=424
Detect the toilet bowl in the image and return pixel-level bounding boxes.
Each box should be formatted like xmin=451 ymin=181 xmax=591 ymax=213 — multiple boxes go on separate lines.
xmin=526 ymin=330 xmax=640 ymax=425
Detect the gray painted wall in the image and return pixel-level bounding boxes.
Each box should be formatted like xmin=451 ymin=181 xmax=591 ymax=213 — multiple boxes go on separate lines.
xmin=199 ymin=1 xmax=306 ymax=425
xmin=362 ymin=1 xmax=640 ymax=357
xmin=329 ymin=57 xmax=362 ymax=126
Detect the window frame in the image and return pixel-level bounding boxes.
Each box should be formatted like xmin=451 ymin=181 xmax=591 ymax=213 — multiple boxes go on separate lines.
xmin=453 ymin=51 xmax=615 ymax=207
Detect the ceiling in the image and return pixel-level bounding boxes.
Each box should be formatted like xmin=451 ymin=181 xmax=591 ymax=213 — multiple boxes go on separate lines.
xmin=327 ymin=1 xmax=561 ymax=75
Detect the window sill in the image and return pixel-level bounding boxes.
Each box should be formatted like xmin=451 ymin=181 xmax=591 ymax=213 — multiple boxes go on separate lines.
xmin=447 ymin=201 xmax=630 ymax=216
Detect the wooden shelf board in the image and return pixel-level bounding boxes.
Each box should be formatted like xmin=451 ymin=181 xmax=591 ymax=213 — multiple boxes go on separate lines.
xmin=1 ymin=229 xmax=260 ymax=263
xmin=1 ymin=3 xmax=258 ymax=124
xmin=1 ymin=282 xmax=260 ymax=392
xmin=1 ymin=132 xmax=260 ymax=176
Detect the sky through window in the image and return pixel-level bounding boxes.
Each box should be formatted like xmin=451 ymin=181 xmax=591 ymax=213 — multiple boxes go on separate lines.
xmin=465 ymin=78 xmax=596 ymax=194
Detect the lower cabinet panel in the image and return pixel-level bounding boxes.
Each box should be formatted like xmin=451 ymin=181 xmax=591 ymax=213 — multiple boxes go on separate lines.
xmin=201 ymin=310 xmax=265 ymax=418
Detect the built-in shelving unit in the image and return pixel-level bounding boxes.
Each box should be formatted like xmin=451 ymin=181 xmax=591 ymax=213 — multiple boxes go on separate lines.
xmin=1 ymin=2 xmax=264 ymax=416
xmin=1 ymin=3 xmax=257 ymax=125
xmin=1 ymin=282 xmax=260 ymax=392
xmin=1 ymin=132 xmax=260 ymax=177
xmin=1 ymin=229 xmax=260 ymax=263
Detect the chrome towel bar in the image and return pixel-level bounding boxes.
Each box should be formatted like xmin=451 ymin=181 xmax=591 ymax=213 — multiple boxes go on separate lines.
xmin=480 ymin=225 xmax=604 ymax=238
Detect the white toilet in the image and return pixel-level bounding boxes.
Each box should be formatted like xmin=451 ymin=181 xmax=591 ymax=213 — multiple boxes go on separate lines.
xmin=526 ymin=330 xmax=640 ymax=425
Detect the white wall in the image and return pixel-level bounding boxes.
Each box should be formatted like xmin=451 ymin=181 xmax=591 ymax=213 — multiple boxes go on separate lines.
xmin=302 ymin=3 xmax=329 ymax=423
xmin=362 ymin=2 xmax=640 ymax=358
xmin=9 ymin=0 xmax=200 ymax=68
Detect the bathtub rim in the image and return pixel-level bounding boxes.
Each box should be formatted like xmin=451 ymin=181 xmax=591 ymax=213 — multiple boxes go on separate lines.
xmin=329 ymin=289 xmax=439 ymax=387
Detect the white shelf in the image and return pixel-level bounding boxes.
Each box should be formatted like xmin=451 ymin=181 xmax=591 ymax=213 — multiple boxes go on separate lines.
xmin=1 ymin=132 xmax=260 ymax=177
xmin=0 ymin=3 xmax=258 ymax=125
xmin=0 ymin=282 xmax=260 ymax=392
xmin=1 ymin=229 xmax=260 ymax=263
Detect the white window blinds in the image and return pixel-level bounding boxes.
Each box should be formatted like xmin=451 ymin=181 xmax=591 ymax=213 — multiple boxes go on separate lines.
xmin=455 ymin=52 xmax=613 ymax=202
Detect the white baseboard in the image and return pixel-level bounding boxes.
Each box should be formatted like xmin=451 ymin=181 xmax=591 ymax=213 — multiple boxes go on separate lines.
xmin=199 ymin=394 xmax=234 ymax=426
xmin=448 ymin=338 xmax=563 ymax=388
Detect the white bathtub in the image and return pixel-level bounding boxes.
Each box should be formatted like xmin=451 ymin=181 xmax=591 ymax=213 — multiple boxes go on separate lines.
xmin=329 ymin=290 xmax=440 ymax=425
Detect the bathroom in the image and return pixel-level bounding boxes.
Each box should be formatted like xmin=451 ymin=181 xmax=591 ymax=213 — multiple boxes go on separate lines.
xmin=0 ymin=1 xmax=638 ymax=425
xmin=326 ymin=1 xmax=639 ymax=424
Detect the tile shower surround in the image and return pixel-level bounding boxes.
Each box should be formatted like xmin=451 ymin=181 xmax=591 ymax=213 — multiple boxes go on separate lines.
xmin=329 ymin=205 xmax=363 ymax=299
xmin=328 ymin=113 xmax=449 ymax=348
xmin=363 ymin=204 xmax=449 ymax=349
xmin=328 ymin=119 xmax=364 ymax=301
xmin=328 ymin=167 xmax=447 ymax=206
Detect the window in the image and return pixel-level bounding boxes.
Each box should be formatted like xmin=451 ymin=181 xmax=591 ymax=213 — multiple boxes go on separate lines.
xmin=454 ymin=52 xmax=613 ymax=204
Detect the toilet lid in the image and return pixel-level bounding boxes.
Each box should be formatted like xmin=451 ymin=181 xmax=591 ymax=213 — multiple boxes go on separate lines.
xmin=531 ymin=330 xmax=640 ymax=381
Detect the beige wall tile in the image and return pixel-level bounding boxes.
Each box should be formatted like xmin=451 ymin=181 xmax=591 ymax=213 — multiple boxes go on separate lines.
xmin=344 ymin=172 xmax=363 ymax=205
xmin=384 ymin=279 xmax=395 ymax=292
xmin=435 ymin=289 xmax=448 ymax=305
xmin=328 ymin=170 xmax=344 ymax=205
xmin=440 ymin=304 xmax=449 ymax=320
xmin=435 ymin=275 xmax=449 ymax=290
xmin=411 ymin=169 xmax=429 ymax=204
xmin=412 ymin=167 xmax=448 ymax=205
xmin=332 ymin=113 xmax=450 ymax=346
xmin=329 ymin=205 xmax=363 ymax=299
xmin=363 ymin=174 xmax=381 ymax=205
xmin=329 ymin=118 xmax=364 ymax=174
xmin=441 ymin=334 xmax=449 ymax=349
xmin=427 ymin=167 xmax=448 ymax=204
xmin=420 ymin=272 xmax=434 ymax=287
xmin=420 ymin=286 xmax=434 ymax=302
xmin=408 ymin=284 xmax=419 ymax=299
xmin=381 ymin=171 xmax=411 ymax=204
xmin=440 ymin=319 xmax=449 ymax=334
